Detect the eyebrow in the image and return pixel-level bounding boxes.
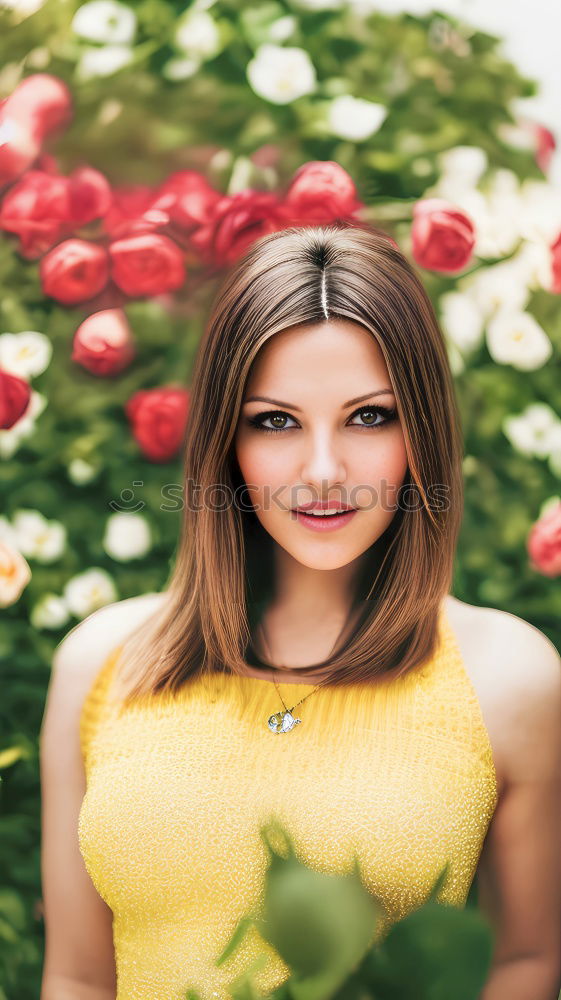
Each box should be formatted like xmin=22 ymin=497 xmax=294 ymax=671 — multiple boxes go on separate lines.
xmin=243 ymin=389 xmax=395 ymax=412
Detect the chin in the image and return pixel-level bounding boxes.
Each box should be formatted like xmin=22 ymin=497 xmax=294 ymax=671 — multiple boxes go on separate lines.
xmin=275 ymin=540 xmax=370 ymax=572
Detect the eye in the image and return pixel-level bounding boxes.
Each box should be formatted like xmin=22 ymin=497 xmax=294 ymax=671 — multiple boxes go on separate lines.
xmin=247 ymin=410 xmax=298 ymax=433
xmin=349 ymin=405 xmax=397 ymax=430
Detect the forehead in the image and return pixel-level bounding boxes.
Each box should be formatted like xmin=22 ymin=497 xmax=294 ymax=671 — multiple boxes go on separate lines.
xmin=245 ymin=320 xmax=391 ymax=393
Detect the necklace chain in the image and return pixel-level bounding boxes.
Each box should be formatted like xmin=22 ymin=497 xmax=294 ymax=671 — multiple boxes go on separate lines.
xmin=258 ymin=621 xmax=321 ymax=733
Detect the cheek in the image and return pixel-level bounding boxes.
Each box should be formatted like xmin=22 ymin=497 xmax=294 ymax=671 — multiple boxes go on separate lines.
xmin=235 ymin=433 xmax=291 ymax=492
xmin=352 ymin=431 xmax=408 ymax=488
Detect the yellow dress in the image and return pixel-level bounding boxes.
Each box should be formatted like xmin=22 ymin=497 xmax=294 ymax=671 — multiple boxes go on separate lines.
xmin=78 ymin=601 xmax=498 ymax=1000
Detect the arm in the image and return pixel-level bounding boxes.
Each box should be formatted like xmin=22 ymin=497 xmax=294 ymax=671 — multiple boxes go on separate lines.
xmin=40 ymin=616 xmax=118 ymax=999
xmin=476 ymin=623 xmax=561 ymax=1000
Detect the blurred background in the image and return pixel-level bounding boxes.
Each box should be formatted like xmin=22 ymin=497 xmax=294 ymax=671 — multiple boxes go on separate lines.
xmin=1 ymin=0 xmax=560 ymax=994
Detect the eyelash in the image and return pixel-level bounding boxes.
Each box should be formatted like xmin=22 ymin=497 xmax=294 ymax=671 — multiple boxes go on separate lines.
xmin=246 ymin=405 xmax=398 ymax=435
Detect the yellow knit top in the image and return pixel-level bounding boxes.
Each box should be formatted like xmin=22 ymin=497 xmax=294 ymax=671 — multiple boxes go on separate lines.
xmin=78 ymin=601 xmax=498 ymax=1000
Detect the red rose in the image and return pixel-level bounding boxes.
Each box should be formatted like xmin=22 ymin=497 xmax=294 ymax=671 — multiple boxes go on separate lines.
xmin=191 ymin=190 xmax=286 ymax=267
xmin=67 ymin=166 xmax=112 ymax=226
xmin=0 ymin=169 xmax=70 ymax=258
xmin=411 ymin=198 xmax=475 ymax=274
xmin=125 ymin=387 xmax=190 ymax=463
xmin=154 ymin=170 xmax=222 ymax=230
xmin=527 ymin=502 xmax=561 ymax=578
xmin=109 ymin=233 xmax=186 ymax=297
xmin=0 ymin=166 xmax=112 ymax=259
xmin=40 ymin=238 xmax=109 ymax=305
xmin=0 ymin=369 xmax=32 ymax=429
xmin=103 ymin=184 xmax=169 ymax=239
xmin=282 ymin=161 xmax=363 ymax=225
xmin=3 ymin=73 xmax=72 ymax=145
xmin=72 ymin=309 xmax=136 ymax=376
xmin=550 ymin=232 xmax=561 ymax=294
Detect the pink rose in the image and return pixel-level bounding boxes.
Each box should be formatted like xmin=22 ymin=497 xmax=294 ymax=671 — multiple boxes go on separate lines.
xmin=0 ymin=369 xmax=32 ymax=429
xmin=109 ymin=233 xmax=186 ymax=296
xmin=0 ymin=540 xmax=31 ymax=608
xmin=154 ymin=170 xmax=222 ymax=230
xmin=125 ymin=387 xmax=190 ymax=463
xmin=411 ymin=198 xmax=476 ymax=274
xmin=40 ymin=238 xmax=110 ymax=305
xmin=533 ymin=123 xmax=556 ymax=175
xmin=191 ymin=190 xmax=286 ymax=267
xmin=3 ymin=73 xmax=72 ymax=144
xmin=72 ymin=309 xmax=136 ymax=376
xmin=282 ymin=161 xmax=363 ymax=225
xmin=0 ymin=108 xmax=41 ymax=186
xmin=0 ymin=74 xmax=71 ymax=185
xmin=528 ymin=502 xmax=561 ymax=578
xmin=550 ymin=233 xmax=561 ymax=294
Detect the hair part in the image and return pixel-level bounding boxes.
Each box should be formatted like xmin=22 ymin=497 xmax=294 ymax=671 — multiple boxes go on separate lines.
xmin=111 ymin=223 xmax=464 ymax=706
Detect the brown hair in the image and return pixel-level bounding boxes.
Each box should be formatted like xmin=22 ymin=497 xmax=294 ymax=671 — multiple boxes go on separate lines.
xmin=112 ymin=223 xmax=464 ymax=704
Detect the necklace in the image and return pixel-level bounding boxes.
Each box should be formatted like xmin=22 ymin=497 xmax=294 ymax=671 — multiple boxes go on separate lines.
xmin=257 ymin=622 xmax=322 ymax=734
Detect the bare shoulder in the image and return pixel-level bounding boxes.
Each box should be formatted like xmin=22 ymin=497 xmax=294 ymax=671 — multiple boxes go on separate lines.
xmin=45 ymin=591 xmax=168 ymax=720
xmin=444 ymin=594 xmax=561 ymax=787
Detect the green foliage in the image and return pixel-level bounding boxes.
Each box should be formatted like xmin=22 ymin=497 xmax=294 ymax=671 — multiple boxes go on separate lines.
xmin=184 ymin=817 xmax=492 ymax=999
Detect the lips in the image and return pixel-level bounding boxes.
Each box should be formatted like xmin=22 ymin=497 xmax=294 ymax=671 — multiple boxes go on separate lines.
xmin=292 ymin=503 xmax=356 ymax=512
xmin=290 ymin=507 xmax=358 ymax=532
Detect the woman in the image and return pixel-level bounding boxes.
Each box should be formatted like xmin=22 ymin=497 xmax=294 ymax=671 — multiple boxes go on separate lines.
xmin=40 ymin=224 xmax=561 ymax=1000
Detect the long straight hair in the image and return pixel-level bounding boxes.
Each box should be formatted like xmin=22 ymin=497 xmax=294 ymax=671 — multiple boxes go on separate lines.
xmin=112 ymin=223 xmax=464 ymax=704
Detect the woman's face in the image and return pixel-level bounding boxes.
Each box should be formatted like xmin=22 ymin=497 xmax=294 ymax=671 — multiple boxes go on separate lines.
xmin=234 ymin=319 xmax=409 ymax=572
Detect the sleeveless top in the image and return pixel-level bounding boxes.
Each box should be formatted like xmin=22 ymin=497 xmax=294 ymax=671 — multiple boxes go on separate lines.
xmin=78 ymin=601 xmax=498 ymax=1000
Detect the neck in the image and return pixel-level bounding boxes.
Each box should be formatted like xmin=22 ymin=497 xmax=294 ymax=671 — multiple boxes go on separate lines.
xmin=252 ymin=546 xmax=370 ymax=674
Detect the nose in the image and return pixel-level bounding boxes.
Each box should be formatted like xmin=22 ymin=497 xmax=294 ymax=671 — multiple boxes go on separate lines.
xmin=297 ymin=427 xmax=347 ymax=503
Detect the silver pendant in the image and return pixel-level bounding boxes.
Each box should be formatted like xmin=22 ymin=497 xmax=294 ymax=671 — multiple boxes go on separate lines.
xmin=267 ymin=710 xmax=302 ymax=734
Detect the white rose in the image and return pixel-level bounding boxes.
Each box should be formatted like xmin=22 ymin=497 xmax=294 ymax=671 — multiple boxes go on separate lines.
xmin=486 ymin=310 xmax=552 ymax=371
xmin=76 ymin=45 xmax=134 ymax=80
xmin=30 ymin=594 xmax=70 ymax=630
xmin=517 ymin=179 xmax=561 ymax=243
xmin=71 ymin=0 xmax=137 ymax=44
xmin=0 ymin=0 xmax=46 ymax=18
xmin=11 ymin=509 xmax=67 ymax=563
xmin=503 ymin=403 xmax=561 ymax=459
xmin=63 ymin=568 xmax=118 ymax=618
xmin=438 ymin=146 xmax=488 ymax=188
xmin=460 ymin=263 xmax=530 ymax=321
xmin=0 ymin=390 xmax=47 ymax=459
xmin=175 ymin=10 xmax=220 ymax=59
xmin=247 ymin=44 xmax=316 ymax=105
xmin=0 ymin=539 xmax=31 ymax=608
xmin=0 ymin=331 xmax=52 ymax=379
xmin=268 ymin=16 xmax=296 ymax=42
xmin=327 ymin=95 xmax=387 ymax=142
xmin=510 ymin=240 xmax=553 ymax=291
xmin=439 ymin=291 xmax=484 ymax=353
xmin=103 ymin=512 xmax=152 ymax=561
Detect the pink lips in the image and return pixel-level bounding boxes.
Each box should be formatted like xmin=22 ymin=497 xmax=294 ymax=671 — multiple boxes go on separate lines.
xmin=295 ymin=501 xmax=355 ymax=511
xmin=291 ymin=508 xmax=358 ymax=532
